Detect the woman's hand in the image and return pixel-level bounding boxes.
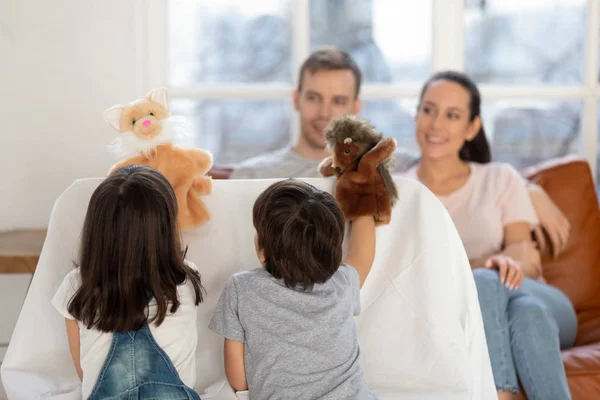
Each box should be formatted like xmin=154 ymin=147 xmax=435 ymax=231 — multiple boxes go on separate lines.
xmin=484 ymin=254 xmax=524 ymax=290
xmin=502 ymin=240 xmax=541 ymax=277
xmin=528 ymin=183 xmax=570 ymax=258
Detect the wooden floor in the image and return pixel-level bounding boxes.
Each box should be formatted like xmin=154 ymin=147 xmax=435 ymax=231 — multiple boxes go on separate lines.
xmin=0 ymin=230 xmax=46 ymax=274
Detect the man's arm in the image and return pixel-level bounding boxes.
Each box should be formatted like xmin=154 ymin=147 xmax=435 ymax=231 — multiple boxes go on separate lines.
xmin=526 ymin=182 xmax=570 ymax=258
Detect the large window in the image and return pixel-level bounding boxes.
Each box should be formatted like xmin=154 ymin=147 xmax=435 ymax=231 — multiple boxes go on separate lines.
xmin=483 ymin=100 xmax=582 ymax=167
xmin=144 ymin=0 xmax=599 ymax=191
xmin=168 ymin=0 xmax=293 ymax=85
xmin=310 ymin=0 xmax=432 ymax=83
xmin=465 ymin=0 xmax=586 ymax=85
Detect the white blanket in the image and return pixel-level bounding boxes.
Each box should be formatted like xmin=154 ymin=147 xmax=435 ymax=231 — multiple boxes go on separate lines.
xmin=1 ymin=177 xmax=495 ymax=400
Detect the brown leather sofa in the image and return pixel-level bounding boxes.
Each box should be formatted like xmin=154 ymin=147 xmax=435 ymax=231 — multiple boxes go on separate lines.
xmin=209 ymin=156 xmax=600 ymax=399
xmin=517 ymin=156 xmax=600 ymax=399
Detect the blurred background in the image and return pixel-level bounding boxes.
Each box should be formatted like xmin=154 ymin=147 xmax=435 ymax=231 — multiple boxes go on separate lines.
xmin=1 ymin=0 xmax=599 ymax=232
xmin=167 ymin=0 xmax=594 ymax=177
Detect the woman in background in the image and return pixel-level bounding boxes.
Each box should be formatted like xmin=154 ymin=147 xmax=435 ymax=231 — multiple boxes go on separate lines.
xmin=404 ymin=71 xmax=577 ymax=400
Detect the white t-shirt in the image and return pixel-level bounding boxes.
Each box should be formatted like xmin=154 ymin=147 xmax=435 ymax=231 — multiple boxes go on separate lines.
xmin=405 ymin=162 xmax=538 ymax=260
xmin=51 ymin=261 xmax=200 ymax=399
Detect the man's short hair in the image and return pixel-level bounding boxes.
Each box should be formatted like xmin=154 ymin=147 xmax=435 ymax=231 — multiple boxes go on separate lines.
xmin=252 ymin=179 xmax=345 ymax=291
xmin=297 ymin=46 xmax=362 ymax=98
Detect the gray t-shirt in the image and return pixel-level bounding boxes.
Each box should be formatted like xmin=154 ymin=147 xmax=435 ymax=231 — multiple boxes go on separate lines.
xmin=209 ymin=265 xmax=378 ymax=400
xmin=230 ymin=146 xmax=419 ymax=179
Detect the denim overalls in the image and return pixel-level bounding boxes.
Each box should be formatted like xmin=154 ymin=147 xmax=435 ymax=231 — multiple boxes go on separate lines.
xmin=87 ymin=322 xmax=201 ymax=400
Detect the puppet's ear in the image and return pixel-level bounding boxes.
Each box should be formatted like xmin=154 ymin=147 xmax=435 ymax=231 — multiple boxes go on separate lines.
xmin=146 ymin=87 xmax=169 ymax=110
xmin=104 ymin=105 xmax=124 ymax=131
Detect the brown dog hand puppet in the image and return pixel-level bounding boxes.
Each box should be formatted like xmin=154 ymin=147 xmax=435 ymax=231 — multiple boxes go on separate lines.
xmin=318 ymin=115 xmax=398 ymax=225
xmin=104 ymin=88 xmax=212 ymax=231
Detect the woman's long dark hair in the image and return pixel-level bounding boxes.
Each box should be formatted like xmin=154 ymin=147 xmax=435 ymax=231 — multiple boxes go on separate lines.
xmin=68 ymin=165 xmax=204 ymax=332
xmin=418 ymin=71 xmax=491 ymax=164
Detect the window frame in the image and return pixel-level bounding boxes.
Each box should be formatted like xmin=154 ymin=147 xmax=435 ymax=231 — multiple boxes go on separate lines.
xmin=138 ymin=0 xmax=599 ymax=183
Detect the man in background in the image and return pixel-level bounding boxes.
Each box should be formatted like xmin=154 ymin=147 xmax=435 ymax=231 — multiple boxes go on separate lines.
xmin=230 ymin=46 xmax=418 ymax=180
xmin=230 ymin=46 xmax=570 ymax=257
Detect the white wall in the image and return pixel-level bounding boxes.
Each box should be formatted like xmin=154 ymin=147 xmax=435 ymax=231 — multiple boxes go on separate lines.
xmin=0 ymin=0 xmax=139 ymax=230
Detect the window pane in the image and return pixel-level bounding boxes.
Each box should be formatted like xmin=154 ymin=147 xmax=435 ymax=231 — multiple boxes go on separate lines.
xmin=311 ymin=0 xmax=432 ymax=83
xmin=484 ymin=100 xmax=581 ymax=168
xmin=170 ymin=99 xmax=292 ymax=164
xmin=168 ymin=0 xmax=293 ymax=85
xmin=360 ymin=99 xmax=419 ymax=154
xmin=465 ymin=0 xmax=585 ymax=84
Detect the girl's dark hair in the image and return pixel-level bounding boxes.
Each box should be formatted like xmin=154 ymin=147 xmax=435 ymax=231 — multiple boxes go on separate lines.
xmin=418 ymin=70 xmax=491 ymax=164
xmin=68 ymin=165 xmax=204 ymax=332
xmin=252 ymin=179 xmax=345 ymax=291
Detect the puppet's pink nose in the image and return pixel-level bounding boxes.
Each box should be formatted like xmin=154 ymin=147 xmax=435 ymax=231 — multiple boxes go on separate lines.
xmin=143 ymin=120 xmax=151 ymax=127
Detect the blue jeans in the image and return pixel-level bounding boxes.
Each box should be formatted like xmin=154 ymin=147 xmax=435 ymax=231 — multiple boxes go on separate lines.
xmin=473 ymin=268 xmax=577 ymax=400
xmin=88 ymin=323 xmax=201 ymax=400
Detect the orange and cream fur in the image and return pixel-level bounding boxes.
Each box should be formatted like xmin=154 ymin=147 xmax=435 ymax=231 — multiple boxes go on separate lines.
xmin=104 ymin=88 xmax=212 ymax=231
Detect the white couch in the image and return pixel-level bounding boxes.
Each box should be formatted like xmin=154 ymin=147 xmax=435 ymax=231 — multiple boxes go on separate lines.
xmin=1 ymin=177 xmax=495 ymax=399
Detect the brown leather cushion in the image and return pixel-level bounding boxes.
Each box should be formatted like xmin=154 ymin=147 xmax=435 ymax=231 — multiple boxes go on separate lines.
xmin=521 ymin=156 xmax=600 ymax=312
xmin=563 ymin=342 xmax=600 ymax=376
xmin=564 ymin=374 xmax=600 ymax=400
xmin=562 ymin=342 xmax=600 ymax=399
xmin=575 ymin=309 xmax=600 ymax=347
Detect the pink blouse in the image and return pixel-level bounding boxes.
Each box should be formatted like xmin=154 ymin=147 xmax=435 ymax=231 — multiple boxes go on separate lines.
xmin=405 ymin=162 xmax=538 ymax=260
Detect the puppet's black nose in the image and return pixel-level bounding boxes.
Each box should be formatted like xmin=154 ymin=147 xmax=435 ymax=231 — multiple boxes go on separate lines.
xmin=335 ymin=167 xmax=342 ymax=173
